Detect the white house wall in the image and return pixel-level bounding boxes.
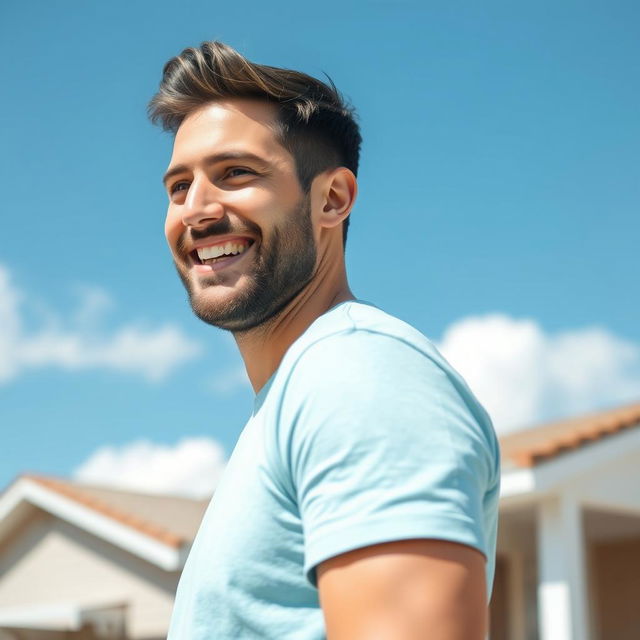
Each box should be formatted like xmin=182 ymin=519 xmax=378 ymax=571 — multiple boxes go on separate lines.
xmin=0 ymin=510 xmax=178 ymax=639
xmin=570 ymin=449 xmax=640 ymax=516
xmin=532 ymin=427 xmax=640 ymax=500
xmin=495 ymin=426 xmax=640 ymax=640
xmin=500 ymin=428 xmax=640 ymax=512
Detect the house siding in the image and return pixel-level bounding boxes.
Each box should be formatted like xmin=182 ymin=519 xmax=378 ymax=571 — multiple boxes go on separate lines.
xmin=0 ymin=510 xmax=178 ymax=639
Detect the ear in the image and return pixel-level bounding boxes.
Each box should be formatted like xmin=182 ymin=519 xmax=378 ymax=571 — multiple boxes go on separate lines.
xmin=317 ymin=167 xmax=358 ymax=229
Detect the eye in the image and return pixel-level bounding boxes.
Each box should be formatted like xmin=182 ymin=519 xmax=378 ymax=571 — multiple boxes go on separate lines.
xmin=225 ymin=167 xmax=255 ymax=179
xmin=170 ymin=181 xmax=190 ymax=194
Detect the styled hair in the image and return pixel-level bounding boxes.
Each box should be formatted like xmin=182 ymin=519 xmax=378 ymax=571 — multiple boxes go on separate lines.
xmin=148 ymin=41 xmax=361 ymax=246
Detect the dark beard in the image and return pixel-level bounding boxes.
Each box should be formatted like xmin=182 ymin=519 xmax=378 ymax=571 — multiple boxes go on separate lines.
xmin=175 ymin=193 xmax=316 ymax=333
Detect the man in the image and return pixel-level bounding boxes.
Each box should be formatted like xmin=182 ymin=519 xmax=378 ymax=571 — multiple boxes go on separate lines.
xmin=149 ymin=41 xmax=500 ymax=639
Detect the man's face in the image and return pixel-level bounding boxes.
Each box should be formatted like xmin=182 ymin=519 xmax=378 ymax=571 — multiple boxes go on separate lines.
xmin=164 ymin=100 xmax=317 ymax=332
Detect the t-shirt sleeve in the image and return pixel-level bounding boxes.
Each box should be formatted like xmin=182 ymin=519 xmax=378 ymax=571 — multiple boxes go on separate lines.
xmin=277 ymin=330 xmax=499 ymax=587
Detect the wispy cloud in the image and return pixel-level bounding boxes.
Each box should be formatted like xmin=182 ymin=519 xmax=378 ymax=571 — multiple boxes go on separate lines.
xmin=0 ymin=268 xmax=22 ymax=383
xmin=0 ymin=265 xmax=202 ymax=384
xmin=70 ymin=284 xmax=115 ymax=330
xmin=72 ymin=312 xmax=640 ymax=497
xmin=73 ymin=438 xmax=226 ymax=498
xmin=437 ymin=314 xmax=640 ymax=433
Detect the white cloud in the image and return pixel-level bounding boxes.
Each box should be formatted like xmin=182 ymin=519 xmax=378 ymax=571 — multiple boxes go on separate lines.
xmin=437 ymin=314 xmax=640 ymax=433
xmin=68 ymin=313 xmax=640 ymax=496
xmin=0 ymin=265 xmax=202 ymax=383
xmin=0 ymin=267 xmax=23 ymax=382
xmin=70 ymin=284 xmax=115 ymax=330
xmin=73 ymin=438 xmax=226 ymax=498
xmin=18 ymin=325 xmax=201 ymax=382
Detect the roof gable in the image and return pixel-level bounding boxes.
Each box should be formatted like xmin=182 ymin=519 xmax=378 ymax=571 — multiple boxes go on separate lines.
xmin=0 ymin=476 xmax=209 ymax=570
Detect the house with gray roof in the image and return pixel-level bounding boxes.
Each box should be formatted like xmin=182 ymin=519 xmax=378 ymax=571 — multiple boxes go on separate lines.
xmin=0 ymin=476 xmax=208 ymax=639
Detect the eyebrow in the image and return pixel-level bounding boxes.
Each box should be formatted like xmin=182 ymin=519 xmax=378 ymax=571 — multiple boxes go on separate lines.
xmin=162 ymin=151 xmax=271 ymax=188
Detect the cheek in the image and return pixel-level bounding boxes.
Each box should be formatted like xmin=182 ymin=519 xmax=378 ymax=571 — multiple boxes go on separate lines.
xmin=164 ymin=209 xmax=183 ymax=250
xmin=228 ymin=188 xmax=276 ymax=214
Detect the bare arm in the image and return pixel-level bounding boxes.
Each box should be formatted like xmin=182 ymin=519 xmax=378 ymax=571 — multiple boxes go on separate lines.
xmin=317 ymin=538 xmax=488 ymax=640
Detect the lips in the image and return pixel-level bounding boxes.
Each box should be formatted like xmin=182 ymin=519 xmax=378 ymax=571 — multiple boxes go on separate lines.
xmin=186 ymin=236 xmax=256 ymax=274
xmin=195 ymin=238 xmax=252 ymax=264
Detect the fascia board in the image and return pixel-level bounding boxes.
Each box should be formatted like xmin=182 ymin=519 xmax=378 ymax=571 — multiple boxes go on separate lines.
xmin=0 ymin=479 xmax=31 ymax=521
xmin=531 ymin=425 xmax=640 ymax=493
xmin=1 ymin=479 xmax=182 ymax=571
xmin=500 ymin=426 xmax=640 ymax=506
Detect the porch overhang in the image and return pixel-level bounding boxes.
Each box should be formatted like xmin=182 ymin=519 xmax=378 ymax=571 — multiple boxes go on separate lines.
xmin=0 ymin=601 xmax=126 ymax=634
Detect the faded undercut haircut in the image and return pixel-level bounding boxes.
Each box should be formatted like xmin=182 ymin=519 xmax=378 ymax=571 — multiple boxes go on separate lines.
xmin=148 ymin=41 xmax=362 ymax=247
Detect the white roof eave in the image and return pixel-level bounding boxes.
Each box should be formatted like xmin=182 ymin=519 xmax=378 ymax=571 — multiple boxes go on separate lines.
xmin=500 ymin=425 xmax=640 ymax=507
xmin=0 ymin=478 xmax=184 ymax=571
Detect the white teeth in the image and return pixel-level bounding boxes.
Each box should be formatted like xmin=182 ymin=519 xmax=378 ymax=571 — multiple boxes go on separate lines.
xmin=196 ymin=240 xmax=249 ymax=262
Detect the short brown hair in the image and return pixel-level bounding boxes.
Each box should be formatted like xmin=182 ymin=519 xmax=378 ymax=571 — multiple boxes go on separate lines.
xmin=148 ymin=41 xmax=361 ymax=246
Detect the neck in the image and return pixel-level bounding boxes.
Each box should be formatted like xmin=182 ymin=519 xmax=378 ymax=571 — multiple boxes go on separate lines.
xmin=234 ymin=259 xmax=353 ymax=394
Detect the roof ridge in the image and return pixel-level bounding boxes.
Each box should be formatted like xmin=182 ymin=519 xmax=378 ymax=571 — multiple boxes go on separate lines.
xmin=22 ymin=474 xmax=185 ymax=548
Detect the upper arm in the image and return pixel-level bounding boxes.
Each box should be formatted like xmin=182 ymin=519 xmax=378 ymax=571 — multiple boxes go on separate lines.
xmin=279 ymin=330 xmax=499 ymax=615
xmin=317 ymin=538 xmax=488 ymax=640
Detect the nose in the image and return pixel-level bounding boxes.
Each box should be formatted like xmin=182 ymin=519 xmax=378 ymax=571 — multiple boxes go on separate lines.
xmin=181 ymin=176 xmax=225 ymax=228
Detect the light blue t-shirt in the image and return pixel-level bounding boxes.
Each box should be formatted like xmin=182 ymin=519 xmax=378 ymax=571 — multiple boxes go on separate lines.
xmin=168 ymin=301 xmax=501 ymax=639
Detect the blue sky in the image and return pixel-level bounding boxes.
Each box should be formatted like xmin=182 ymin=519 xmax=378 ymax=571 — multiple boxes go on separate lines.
xmin=1 ymin=1 xmax=638 ymax=495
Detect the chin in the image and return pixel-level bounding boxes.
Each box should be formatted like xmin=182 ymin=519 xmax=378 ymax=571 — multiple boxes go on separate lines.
xmin=185 ymin=279 xmax=267 ymax=332
xmin=188 ymin=275 xmax=310 ymax=333
xmin=187 ymin=286 xmax=249 ymax=330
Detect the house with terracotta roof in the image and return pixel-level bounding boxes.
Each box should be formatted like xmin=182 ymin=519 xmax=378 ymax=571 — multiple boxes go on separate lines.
xmin=1 ymin=402 xmax=639 ymax=639
xmin=491 ymin=402 xmax=640 ymax=640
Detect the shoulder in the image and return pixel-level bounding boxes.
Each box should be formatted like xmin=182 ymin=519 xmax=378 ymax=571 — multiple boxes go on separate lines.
xmin=281 ymin=302 xmax=489 ymax=429
xmin=272 ymin=301 xmax=499 ymax=481
xmin=282 ymin=300 xmax=448 ymax=385
xmin=263 ymin=302 xmax=501 ymax=594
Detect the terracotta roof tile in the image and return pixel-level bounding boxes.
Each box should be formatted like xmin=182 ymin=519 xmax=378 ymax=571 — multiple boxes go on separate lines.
xmin=501 ymin=402 xmax=640 ymax=468
xmin=22 ymin=475 xmax=186 ymax=548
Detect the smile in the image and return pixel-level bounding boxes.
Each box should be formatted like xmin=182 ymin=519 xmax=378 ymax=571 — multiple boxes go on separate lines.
xmin=190 ymin=237 xmax=255 ymax=271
